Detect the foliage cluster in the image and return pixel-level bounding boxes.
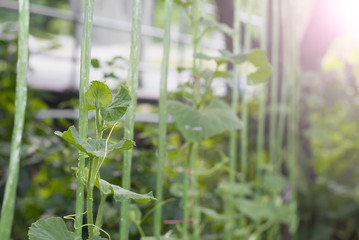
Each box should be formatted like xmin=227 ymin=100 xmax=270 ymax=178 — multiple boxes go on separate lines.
xmin=298 ymin=72 xmax=359 ymax=240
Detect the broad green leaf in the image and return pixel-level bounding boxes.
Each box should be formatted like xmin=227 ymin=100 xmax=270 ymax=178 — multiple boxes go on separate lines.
xmin=88 ymin=138 xmax=135 ymax=157
xmin=97 ymin=179 xmax=156 ymax=202
xmin=262 ymin=174 xmax=287 ymax=194
xmin=85 ymin=81 xmax=112 ymax=110
xmin=101 ymin=85 xmax=131 ymax=122
xmin=236 ymin=199 xmax=294 ymax=224
xmin=55 ymin=126 xmax=135 ymax=157
xmin=236 ymin=199 xmax=266 ymax=222
xmin=97 ymin=178 xmax=112 ymax=195
xmin=54 ymin=126 xmax=93 ymax=153
xmin=167 ymin=99 xmax=241 ymax=142
xmin=218 ymin=182 xmax=252 ymax=196
xmin=110 ymin=183 xmax=156 ymax=202
xmin=28 ymin=217 xmax=81 ymax=240
xmin=246 ymin=49 xmax=272 ymax=85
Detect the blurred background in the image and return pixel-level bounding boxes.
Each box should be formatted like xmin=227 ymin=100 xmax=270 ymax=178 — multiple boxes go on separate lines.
xmin=1 ymin=0 xmax=359 ymax=239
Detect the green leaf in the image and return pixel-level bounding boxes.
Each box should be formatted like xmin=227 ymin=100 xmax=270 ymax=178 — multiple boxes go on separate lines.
xmin=173 ymin=0 xmax=192 ymax=8
xmin=91 ymin=58 xmax=100 ymax=68
xmin=200 ymin=207 xmax=228 ymax=222
xmin=88 ymin=139 xmax=135 ymax=157
xmin=232 ymin=53 xmax=248 ymax=64
xmin=236 ymin=199 xmax=294 ymax=224
xmin=168 ymin=99 xmax=241 ymax=142
xmin=194 ymin=52 xmax=246 ymax=66
xmin=201 ymin=18 xmax=235 ymax=36
xmin=176 ymin=66 xmax=186 ymax=73
xmin=85 ymin=81 xmax=112 ymax=110
xmin=218 ymin=50 xmax=247 ymax=64
xmin=55 ymin=126 xmax=135 ymax=157
xmin=194 ymin=53 xmax=213 ymax=61
xmin=97 ymin=179 xmax=156 ymax=202
xmin=246 ymin=49 xmax=272 ymax=85
xmin=213 ymin=71 xmax=231 ymax=79
xmin=262 ymin=174 xmax=287 ymax=194
xmin=54 ymin=126 xmax=93 ymax=153
xmin=28 ymin=217 xmax=81 ymax=240
xmin=218 ymin=182 xmax=252 ymax=196
xmin=101 ymin=85 xmax=131 ymax=122
xmin=236 ymin=199 xmax=265 ymax=222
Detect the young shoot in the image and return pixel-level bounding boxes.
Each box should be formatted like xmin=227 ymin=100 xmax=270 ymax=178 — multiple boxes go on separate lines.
xmin=28 ymin=81 xmax=156 ymax=240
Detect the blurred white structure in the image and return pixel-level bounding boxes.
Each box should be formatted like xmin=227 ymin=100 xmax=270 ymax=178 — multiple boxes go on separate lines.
xmin=0 ymin=0 xmax=230 ymax=101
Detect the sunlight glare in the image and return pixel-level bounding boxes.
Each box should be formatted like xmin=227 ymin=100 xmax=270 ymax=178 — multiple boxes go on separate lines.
xmin=331 ymin=0 xmax=359 ymax=32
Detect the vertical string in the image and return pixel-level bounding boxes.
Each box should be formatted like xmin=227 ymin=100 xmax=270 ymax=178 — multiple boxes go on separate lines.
xmin=269 ymin=0 xmax=280 ymax=172
xmin=0 ymin=0 xmax=29 ymax=239
xmin=120 ymin=0 xmax=142 ymax=239
xmin=256 ymin=0 xmax=269 ymax=191
xmin=226 ymin=0 xmax=241 ymax=238
xmin=76 ymin=0 xmax=94 ymax=235
xmin=154 ymin=0 xmax=173 ymax=238
xmin=241 ymin=0 xmax=254 ymax=184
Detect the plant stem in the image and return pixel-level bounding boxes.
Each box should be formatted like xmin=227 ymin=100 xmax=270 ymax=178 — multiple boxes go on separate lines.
xmin=191 ymin=143 xmax=200 ymax=240
xmin=287 ymin=0 xmax=299 ymax=191
xmin=120 ymin=0 xmax=142 ymax=239
xmin=287 ymin=1 xmax=299 ymax=233
xmin=239 ymin=0 xmax=254 ymax=233
xmin=180 ymin=0 xmax=202 ymax=237
xmin=276 ymin=0 xmax=290 ymax=172
xmin=240 ymin=0 xmax=254 ymax=185
xmin=192 ymin=0 xmax=201 ymax=108
xmin=269 ymin=0 xmax=280 ymax=172
xmin=225 ymin=0 xmax=241 ymax=239
xmin=87 ymin=158 xmax=95 ymax=238
xmin=255 ymin=1 xmax=269 ymax=239
xmin=95 ymin=193 xmax=107 ymax=228
xmin=0 ymin=0 xmax=29 ymax=239
xmin=154 ymin=0 xmax=173 ymax=239
xmin=191 ymin=0 xmax=204 ymax=239
xmin=95 ymin=108 xmax=102 ymax=139
xmin=136 ymin=222 xmax=145 ymax=238
xmin=256 ymin=0 xmax=269 ymax=190
xmin=268 ymin=1 xmax=281 ymax=239
xmin=182 ymin=142 xmax=193 ymax=240
xmin=76 ymin=0 xmax=94 ymax=236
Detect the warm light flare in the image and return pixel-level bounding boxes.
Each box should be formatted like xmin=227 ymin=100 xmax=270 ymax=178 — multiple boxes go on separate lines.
xmin=330 ymin=0 xmax=359 ymax=32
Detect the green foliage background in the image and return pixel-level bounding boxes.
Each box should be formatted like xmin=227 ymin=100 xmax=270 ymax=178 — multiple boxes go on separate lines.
xmin=1 ymin=1 xmax=359 ymax=239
